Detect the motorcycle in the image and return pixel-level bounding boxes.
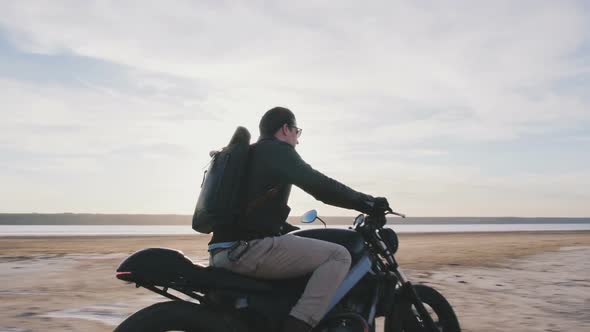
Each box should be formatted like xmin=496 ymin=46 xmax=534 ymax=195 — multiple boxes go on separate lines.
xmin=113 ymin=208 xmax=461 ymax=331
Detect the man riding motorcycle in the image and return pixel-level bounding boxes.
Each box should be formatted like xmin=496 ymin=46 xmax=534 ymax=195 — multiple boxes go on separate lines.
xmin=208 ymin=106 xmax=390 ymax=332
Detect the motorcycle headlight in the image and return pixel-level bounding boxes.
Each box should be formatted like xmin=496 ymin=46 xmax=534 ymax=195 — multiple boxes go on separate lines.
xmin=379 ymin=228 xmax=399 ymax=255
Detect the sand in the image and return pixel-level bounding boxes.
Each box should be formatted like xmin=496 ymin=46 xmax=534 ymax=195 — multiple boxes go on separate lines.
xmin=1 ymin=231 xmax=589 ymax=331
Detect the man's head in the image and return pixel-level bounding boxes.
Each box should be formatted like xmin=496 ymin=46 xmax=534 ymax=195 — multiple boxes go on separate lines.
xmin=259 ymin=106 xmax=301 ymax=147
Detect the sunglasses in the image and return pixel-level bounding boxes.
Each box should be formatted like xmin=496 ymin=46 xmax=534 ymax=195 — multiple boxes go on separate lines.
xmin=288 ymin=125 xmax=302 ymax=138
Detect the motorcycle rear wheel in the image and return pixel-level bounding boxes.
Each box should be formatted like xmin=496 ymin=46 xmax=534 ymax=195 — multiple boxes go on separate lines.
xmin=385 ymin=284 xmax=460 ymax=332
xmin=114 ymin=301 xmax=241 ymax=332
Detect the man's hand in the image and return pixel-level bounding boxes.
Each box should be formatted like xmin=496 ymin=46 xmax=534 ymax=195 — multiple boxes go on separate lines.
xmin=369 ymin=197 xmax=390 ymax=215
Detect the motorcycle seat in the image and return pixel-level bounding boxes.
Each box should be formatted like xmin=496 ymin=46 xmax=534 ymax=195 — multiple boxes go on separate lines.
xmin=200 ymin=266 xmax=308 ymax=295
xmin=116 ymin=248 xmax=306 ymax=294
xmin=116 ymin=228 xmax=368 ymax=295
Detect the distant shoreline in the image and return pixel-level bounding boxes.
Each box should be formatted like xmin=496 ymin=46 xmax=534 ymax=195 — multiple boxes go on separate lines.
xmin=1 ymin=213 xmax=589 ymax=225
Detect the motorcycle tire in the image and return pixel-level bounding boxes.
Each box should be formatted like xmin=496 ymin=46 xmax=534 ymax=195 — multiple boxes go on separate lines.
xmin=385 ymin=284 xmax=461 ymax=332
xmin=114 ymin=301 xmax=243 ymax=332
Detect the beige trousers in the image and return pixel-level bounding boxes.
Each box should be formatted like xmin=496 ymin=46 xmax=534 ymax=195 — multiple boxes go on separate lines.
xmin=209 ymin=234 xmax=352 ymax=327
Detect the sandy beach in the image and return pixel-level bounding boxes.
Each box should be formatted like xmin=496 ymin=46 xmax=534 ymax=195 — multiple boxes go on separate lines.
xmin=1 ymin=231 xmax=589 ymax=331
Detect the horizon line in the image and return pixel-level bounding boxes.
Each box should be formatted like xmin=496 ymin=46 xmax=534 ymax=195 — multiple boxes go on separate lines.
xmin=1 ymin=212 xmax=589 ymax=219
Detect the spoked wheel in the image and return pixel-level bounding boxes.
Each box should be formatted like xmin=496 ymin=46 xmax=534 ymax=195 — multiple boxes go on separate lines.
xmin=114 ymin=301 xmax=244 ymax=332
xmin=385 ymin=285 xmax=460 ymax=332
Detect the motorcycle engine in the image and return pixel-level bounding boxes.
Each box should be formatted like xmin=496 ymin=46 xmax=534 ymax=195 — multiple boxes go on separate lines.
xmin=318 ymin=327 xmax=363 ymax=332
xmin=316 ymin=312 xmax=369 ymax=332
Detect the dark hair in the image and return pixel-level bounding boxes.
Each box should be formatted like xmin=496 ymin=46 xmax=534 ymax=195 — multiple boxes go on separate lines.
xmin=259 ymin=107 xmax=296 ymax=137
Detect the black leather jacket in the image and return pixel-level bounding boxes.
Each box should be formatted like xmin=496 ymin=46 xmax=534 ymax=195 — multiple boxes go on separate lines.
xmin=209 ymin=137 xmax=374 ymax=244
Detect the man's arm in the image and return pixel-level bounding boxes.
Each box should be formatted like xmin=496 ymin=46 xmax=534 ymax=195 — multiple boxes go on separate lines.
xmin=267 ymin=143 xmax=375 ymax=213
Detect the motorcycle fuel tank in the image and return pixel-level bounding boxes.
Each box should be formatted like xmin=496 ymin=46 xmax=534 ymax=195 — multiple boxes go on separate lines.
xmin=292 ymin=228 xmax=368 ymax=265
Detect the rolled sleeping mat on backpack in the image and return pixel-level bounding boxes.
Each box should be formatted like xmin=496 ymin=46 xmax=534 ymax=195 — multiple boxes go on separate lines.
xmin=228 ymin=126 xmax=251 ymax=145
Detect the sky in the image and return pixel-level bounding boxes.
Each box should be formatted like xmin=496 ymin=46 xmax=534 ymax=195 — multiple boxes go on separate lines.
xmin=0 ymin=0 xmax=589 ymax=217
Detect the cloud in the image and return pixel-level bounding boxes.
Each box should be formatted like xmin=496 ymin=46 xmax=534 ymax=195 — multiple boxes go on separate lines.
xmin=0 ymin=0 xmax=589 ymax=215
xmin=2 ymin=2 xmax=588 ymax=125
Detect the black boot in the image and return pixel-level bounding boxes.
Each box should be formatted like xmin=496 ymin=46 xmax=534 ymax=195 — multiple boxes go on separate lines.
xmin=282 ymin=315 xmax=312 ymax=332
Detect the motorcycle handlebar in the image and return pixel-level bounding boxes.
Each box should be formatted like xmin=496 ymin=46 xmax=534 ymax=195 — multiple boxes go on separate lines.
xmin=388 ymin=209 xmax=406 ymax=218
xmin=362 ymin=208 xmax=405 ymax=228
xmin=377 ymin=206 xmax=406 ymax=218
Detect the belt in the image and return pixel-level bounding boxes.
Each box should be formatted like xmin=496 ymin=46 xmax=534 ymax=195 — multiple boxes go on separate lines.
xmin=209 ymin=247 xmax=228 ymax=256
xmin=210 ymin=241 xmax=251 ymax=262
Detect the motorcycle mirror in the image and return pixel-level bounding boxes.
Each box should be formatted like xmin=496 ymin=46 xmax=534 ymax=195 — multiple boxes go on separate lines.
xmin=301 ymin=210 xmax=318 ymax=223
xmin=353 ymin=214 xmax=365 ymax=226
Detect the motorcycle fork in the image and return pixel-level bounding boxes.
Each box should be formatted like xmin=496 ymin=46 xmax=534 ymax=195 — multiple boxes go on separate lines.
xmin=394 ymin=269 xmax=439 ymax=332
xmin=372 ymin=228 xmax=438 ymax=331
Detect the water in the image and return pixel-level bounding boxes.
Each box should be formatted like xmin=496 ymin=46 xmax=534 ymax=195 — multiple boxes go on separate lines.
xmin=0 ymin=224 xmax=589 ymax=236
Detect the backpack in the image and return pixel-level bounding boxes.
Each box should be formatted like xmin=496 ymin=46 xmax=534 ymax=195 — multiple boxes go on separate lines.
xmin=192 ymin=126 xmax=251 ymax=233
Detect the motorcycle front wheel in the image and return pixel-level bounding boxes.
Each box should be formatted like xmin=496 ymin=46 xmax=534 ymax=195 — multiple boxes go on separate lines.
xmin=114 ymin=301 xmax=244 ymax=332
xmin=385 ymin=284 xmax=461 ymax=332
